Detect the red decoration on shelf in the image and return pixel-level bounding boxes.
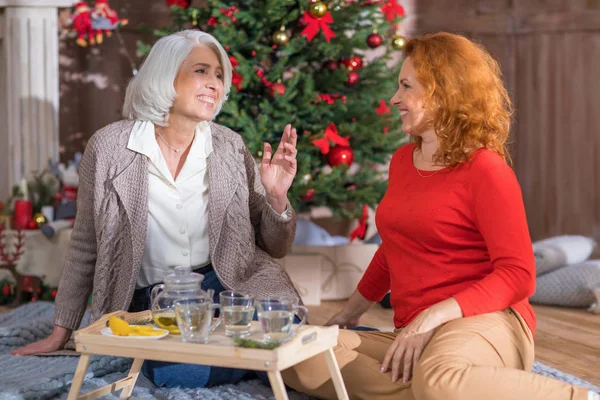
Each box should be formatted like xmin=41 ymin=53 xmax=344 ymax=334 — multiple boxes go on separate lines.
xmin=166 ymin=0 xmax=191 ymax=8
xmin=327 ymin=145 xmax=354 ymax=167
xmin=300 ymin=11 xmax=336 ymax=43
xmin=381 ymin=0 xmax=405 ymax=21
xmin=346 ymin=71 xmax=360 ymax=86
xmin=341 ymin=56 xmax=363 ymax=71
xmin=375 ymin=99 xmax=391 ymax=115
xmin=349 ymin=204 xmax=369 ymax=241
xmin=312 ymin=123 xmax=350 ymax=155
xmin=367 ymin=32 xmax=383 ymax=48
xmin=300 ymin=188 xmax=316 ymax=202
xmin=13 ymin=200 xmax=32 ymax=230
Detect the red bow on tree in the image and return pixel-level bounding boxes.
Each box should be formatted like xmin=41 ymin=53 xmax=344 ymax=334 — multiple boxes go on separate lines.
xmin=300 ymin=11 xmax=336 ymax=43
xmin=312 ymin=123 xmax=349 ymax=155
xmin=380 ymin=0 xmax=405 ymax=21
xmin=375 ymin=99 xmax=391 ymax=115
xmin=349 ymin=204 xmax=369 ymax=241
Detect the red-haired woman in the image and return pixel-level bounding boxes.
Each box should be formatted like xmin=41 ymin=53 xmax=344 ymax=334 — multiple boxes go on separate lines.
xmin=282 ymin=32 xmax=596 ymax=400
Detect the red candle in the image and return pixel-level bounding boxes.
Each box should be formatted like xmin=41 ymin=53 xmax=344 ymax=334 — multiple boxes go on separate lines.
xmin=13 ymin=200 xmax=32 ymax=230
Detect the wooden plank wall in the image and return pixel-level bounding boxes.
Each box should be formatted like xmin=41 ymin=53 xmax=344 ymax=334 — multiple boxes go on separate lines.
xmin=401 ymin=0 xmax=600 ymax=245
xmin=58 ymin=0 xmax=600 ymax=245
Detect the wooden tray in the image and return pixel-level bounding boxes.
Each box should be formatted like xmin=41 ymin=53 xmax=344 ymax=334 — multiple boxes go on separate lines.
xmin=68 ymin=310 xmax=349 ymax=400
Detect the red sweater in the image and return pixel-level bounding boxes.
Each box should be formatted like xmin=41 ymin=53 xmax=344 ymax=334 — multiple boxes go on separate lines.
xmin=357 ymin=143 xmax=536 ymax=335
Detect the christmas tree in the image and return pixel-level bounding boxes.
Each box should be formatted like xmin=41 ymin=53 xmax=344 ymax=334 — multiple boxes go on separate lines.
xmin=139 ymin=0 xmax=406 ymax=222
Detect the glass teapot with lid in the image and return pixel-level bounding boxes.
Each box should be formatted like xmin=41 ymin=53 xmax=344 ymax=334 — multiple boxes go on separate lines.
xmin=150 ymin=265 xmax=213 ymax=334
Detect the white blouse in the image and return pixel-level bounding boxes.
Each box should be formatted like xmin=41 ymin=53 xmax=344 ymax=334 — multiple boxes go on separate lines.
xmin=127 ymin=120 xmax=213 ymax=288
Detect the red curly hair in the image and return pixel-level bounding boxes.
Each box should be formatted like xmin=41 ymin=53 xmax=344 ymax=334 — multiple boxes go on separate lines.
xmin=404 ymin=32 xmax=513 ymax=166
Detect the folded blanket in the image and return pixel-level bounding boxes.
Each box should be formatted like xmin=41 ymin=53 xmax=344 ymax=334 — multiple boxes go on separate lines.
xmin=533 ymin=235 xmax=596 ymax=276
xmin=531 ymin=260 xmax=600 ymax=309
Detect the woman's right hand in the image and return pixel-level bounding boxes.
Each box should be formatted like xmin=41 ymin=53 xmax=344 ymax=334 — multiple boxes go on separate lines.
xmin=10 ymin=325 xmax=72 ymax=356
xmin=325 ymin=311 xmax=360 ymax=329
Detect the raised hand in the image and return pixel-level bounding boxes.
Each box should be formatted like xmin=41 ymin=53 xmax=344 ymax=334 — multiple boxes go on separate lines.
xmin=260 ymin=124 xmax=298 ymax=213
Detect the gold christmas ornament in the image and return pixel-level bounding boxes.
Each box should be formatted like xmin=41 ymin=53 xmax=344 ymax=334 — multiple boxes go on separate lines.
xmin=33 ymin=213 xmax=47 ymax=228
xmin=272 ymin=26 xmax=290 ymax=46
xmin=391 ymin=34 xmax=407 ymax=50
xmin=309 ymin=1 xmax=328 ymax=18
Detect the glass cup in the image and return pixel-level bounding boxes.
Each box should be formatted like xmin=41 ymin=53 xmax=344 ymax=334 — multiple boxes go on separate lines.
xmin=174 ymin=296 xmax=221 ymax=343
xmin=219 ymin=291 xmax=255 ymax=338
xmin=256 ymin=297 xmax=308 ymax=343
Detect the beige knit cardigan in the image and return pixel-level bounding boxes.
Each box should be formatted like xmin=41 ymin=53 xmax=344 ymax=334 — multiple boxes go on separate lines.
xmin=54 ymin=119 xmax=300 ymax=331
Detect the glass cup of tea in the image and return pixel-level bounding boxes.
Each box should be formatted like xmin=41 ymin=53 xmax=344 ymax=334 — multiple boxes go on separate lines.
xmin=219 ymin=291 xmax=255 ymax=337
xmin=255 ymin=297 xmax=308 ymax=343
xmin=174 ymin=296 xmax=221 ymax=343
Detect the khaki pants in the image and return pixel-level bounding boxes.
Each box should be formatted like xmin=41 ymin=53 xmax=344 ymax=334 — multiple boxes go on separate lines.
xmin=282 ymin=309 xmax=589 ymax=400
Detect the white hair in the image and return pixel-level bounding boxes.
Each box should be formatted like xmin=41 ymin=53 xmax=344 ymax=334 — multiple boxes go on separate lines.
xmin=122 ymin=30 xmax=232 ymax=125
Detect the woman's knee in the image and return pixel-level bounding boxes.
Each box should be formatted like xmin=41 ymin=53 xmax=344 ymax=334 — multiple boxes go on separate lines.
xmin=412 ymin=359 xmax=469 ymax=400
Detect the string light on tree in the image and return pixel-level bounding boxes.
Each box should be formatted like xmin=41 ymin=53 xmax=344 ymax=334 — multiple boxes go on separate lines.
xmin=300 ymin=173 xmax=312 ymax=185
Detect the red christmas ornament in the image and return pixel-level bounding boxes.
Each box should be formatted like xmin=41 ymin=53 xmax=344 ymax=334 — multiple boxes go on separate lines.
xmin=166 ymin=0 xmax=191 ymax=8
xmin=346 ymin=71 xmax=360 ymax=86
xmin=51 ymin=289 xmax=57 ymax=299
xmin=367 ymin=33 xmax=383 ymax=48
xmin=327 ymin=146 xmax=354 ymax=167
xmin=325 ymin=60 xmax=338 ymax=70
xmin=271 ymin=82 xmax=286 ymax=97
xmin=301 ymin=188 xmax=316 ymax=202
xmin=2 ymin=283 xmax=9 ymax=296
xmin=27 ymin=220 xmax=38 ymax=230
xmin=341 ymin=56 xmax=363 ymax=71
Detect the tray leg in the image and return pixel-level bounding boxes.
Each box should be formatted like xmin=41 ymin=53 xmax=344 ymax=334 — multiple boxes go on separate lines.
xmin=67 ymin=354 xmax=91 ymax=400
xmin=267 ymin=371 xmax=289 ymax=400
xmin=119 ymin=358 xmax=144 ymax=399
xmin=323 ymin=348 xmax=349 ymax=400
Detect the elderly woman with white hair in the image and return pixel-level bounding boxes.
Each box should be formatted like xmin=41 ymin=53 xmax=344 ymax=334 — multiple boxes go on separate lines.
xmin=12 ymin=29 xmax=301 ymax=388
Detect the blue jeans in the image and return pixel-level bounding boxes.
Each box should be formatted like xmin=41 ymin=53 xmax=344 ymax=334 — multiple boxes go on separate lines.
xmin=129 ymin=268 xmax=259 ymax=388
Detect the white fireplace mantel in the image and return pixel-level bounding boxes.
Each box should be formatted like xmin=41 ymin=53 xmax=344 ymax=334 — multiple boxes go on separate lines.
xmin=0 ymin=0 xmax=74 ymax=198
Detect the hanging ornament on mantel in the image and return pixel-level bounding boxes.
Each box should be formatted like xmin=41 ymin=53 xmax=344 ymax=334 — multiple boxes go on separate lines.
xmin=367 ymin=32 xmax=383 ymax=48
xmin=272 ymin=26 xmax=290 ymax=46
xmin=391 ymin=34 xmax=406 ymax=50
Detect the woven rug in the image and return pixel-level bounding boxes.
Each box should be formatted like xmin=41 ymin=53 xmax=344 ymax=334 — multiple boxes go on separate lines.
xmin=0 ymin=302 xmax=598 ymax=400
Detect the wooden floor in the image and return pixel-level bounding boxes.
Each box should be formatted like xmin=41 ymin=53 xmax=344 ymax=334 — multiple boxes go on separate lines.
xmin=307 ymin=301 xmax=600 ymax=387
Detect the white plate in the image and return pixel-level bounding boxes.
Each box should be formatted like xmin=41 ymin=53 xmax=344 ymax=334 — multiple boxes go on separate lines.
xmin=100 ymin=325 xmax=169 ymax=340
